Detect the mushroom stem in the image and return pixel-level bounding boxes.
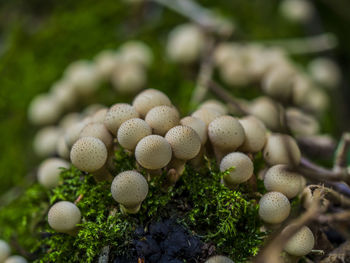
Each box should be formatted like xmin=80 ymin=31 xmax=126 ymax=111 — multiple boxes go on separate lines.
xmin=189 ymin=146 xmax=205 ymax=168
xmin=213 ymin=147 xmax=228 ymax=164
xmin=93 ymin=166 xmax=113 ymax=182
xmin=120 ymin=204 xmax=141 ymax=214
xmin=167 ymin=157 xmax=186 ymax=176
xmin=162 ymin=168 xmax=182 ymax=191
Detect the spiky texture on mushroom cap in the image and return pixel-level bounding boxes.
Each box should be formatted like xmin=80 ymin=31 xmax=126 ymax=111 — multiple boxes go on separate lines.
xmin=249 ymin=96 xmax=281 ymax=131
xmin=145 ymin=105 xmax=180 ymax=136
xmin=264 ymin=164 xmax=302 ymax=199
xmin=283 ymin=225 xmax=315 ymax=256
xmin=117 ymin=118 xmax=152 ymax=150
xmin=165 ymin=125 xmax=201 ymax=160
xmin=132 ymin=89 xmax=172 ymax=118
xmin=104 ymin=103 xmax=139 ymax=135
xmin=205 ymin=255 xmax=234 ymax=263
xmin=259 ymin=191 xmax=291 ymax=224
xmin=180 ymin=116 xmax=207 ymax=145
xmin=80 ymin=122 xmax=113 ymax=148
xmin=135 ymin=135 xmax=172 ymax=169
xmin=239 ymin=116 xmax=267 ymax=153
xmin=111 ymin=170 xmax=149 ymax=208
xmin=200 ymin=100 xmax=228 ymax=115
xmin=38 ymin=158 xmax=70 ymax=189
xmin=191 ymin=108 xmax=222 ymax=127
xmin=48 ymin=201 xmax=81 ymax=233
xmin=208 ymin=115 xmax=245 ymax=152
xmin=0 ymin=240 xmax=10 ymax=263
xmin=70 ymin=137 xmax=107 ymax=172
xmin=4 ymin=256 xmax=28 ymax=263
xmin=263 ymin=133 xmax=301 ymax=166
xmin=220 ymin=152 xmax=254 ymax=185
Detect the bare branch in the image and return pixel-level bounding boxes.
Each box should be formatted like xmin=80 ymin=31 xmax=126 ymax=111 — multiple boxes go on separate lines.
xmin=334 ymin=132 xmax=350 ymax=170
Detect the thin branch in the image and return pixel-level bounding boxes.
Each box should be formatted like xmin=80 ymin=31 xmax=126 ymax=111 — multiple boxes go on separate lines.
xmin=318 ymin=210 xmax=350 ymax=224
xmin=307 ymin=184 xmax=350 ymax=208
xmin=334 ymin=132 xmax=350 ymax=170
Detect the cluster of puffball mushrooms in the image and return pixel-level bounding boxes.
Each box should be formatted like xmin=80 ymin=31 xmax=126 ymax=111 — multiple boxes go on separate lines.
xmin=0 ymin=240 xmax=27 ymax=263
xmin=38 ymin=88 xmax=315 ymax=260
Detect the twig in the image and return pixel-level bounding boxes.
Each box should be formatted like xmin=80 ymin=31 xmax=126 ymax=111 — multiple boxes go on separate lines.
xmin=306 ymin=184 xmax=350 ymax=208
xmin=334 ymin=132 xmax=350 ymax=170
xmin=98 ymin=246 xmax=110 ymax=263
xmin=318 ymin=210 xmax=350 ymax=224
xmin=74 ymin=194 xmax=84 ymax=204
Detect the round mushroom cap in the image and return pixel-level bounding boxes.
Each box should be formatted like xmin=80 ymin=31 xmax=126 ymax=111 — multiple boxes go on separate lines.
xmin=259 ymin=191 xmax=291 ymax=224
xmin=83 ymin=104 xmax=106 ymax=117
xmin=200 ymin=100 xmax=228 ymax=115
xmin=132 ymin=89 xmax=172 ymax=118
xmin=117 ymin=118 xmax=152 ymax=150
xmin=112 ymin=63 xmax=146 ymax=94
xmin=94 ymin=50 xmax=119 ymax=79
xmin=104 ymin=103 xmax=139 ymax=135
xmin=283 ymin=225 xmax=315 ymax=256
xmin=80 ymin=122 xmax=113 ymax=148
xmin=91 ymin=108 xmax=108 ymax=124
xmin=57 ymin=135 xmax=70 ymax=160
xmin=145 ymin=105 xmax=180 ymax=136
xmin=120 ymin=41 xmax=153 ymax=67
xmin=48 ymin=201 xmax=81 ymax=233
xmin=220 ymin=152 xmax=254 ymax=185
xmin=192 ymin=108 xmax=222 ymax=127
xmin=286 ymin=108 xmax=319 ymax=136
xmin=111 ymin=170 xmax=149 ymax=208
xmin=28 ymin=94 xmax=62 ymax=125
xmin=64 ymin=119 xmax=91 ymax=149
xmin=214 ymin=42 xmax=240 ymax=66
xmin=205 ymin=255 xmax=234 ymax=263
xmin=304 ymin=88 xmax=329 ymax=113
xmin=4 ymin=256 xmax=27 ymax=263
xmin=239 ymin=116 xmax=267 ymax=153
xmin=249 ymin=96 xmax=281 ymax=131
xmin=208 ymin=115 xmax=245 ymax=152
xmin=180 ymin=116 xmax=207 ymax=145
xmin=59 ymin=112 xmax=82 ymax=131
xmin=38 ymin=158 xmax=70 ymax=189
xmin=280 ymin=0 xmax=314 ymax=23
xmin=219 ymin=59 xmax=251 ymax=86
xmin=0 ymin=240 xmax=10 ymax=263
xmin=263 ymin=133 xmax=301 ymax=166
xmin=292 ymin=75 xmax=313 ymax=106
xmin=308 ymin=57 xmax=341 ymax=88
xmin=135 ymin=135 xmax=172 ymax=169
xmin=70 ymin=137 xmax=108 ymax=172
xmin=165 ymin=125 xmax=201 ymax=160
xmin=50 ymin=80 xmax=76 ymax=110
xmin=264 ymin=165 xmax=302 ymax=199
xmin=33 ymin=126 xmax=61 ymax=157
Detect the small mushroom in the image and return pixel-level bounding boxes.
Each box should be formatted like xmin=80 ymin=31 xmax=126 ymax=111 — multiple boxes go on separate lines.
xmin=48 ymin=201 xmax=81 ymax=234
xmin=180 ymin=116 xmax=207 ymax=145
xmin=283 ymin=225 xmax=315 ymax=256
xmin=135 ymin=135 xmax=172 ymax=170
xmin=50 ymin=80 xmax=76 ymax=110
xmin=111 ymin=170 xmax=149 ymax=214
xmin=94 ymin=50 xmax=119 ymax=80
xmin=219 ymin=59 xmax=251 ymax=86
xmin=249 ymin=96 xmax=281 ymax=131
xmin=308 ymin=57 xmax=341 ymax=89
xmin=145 ymin=105 xmax=180 ymax=136
xmin=4 ymin=256 xmax=27 ymax=263
xmin=199 ymin=100 xmax=228 ymax=116
xmin=205 ymin=255 xmax=234 ymax=263
xmin=59 ymin=112 xmax=82 ymax=131
xmin=33 ymin=126 xmax=61 ymax=157
xmin=263 ymin=133 xmax=301 ymax=166
xmin=286 ymin=107 xmax=319 ymax=136
xmin=132 ymin=89 xmax=172 ymax=118
xmin=117 ymin=118 xmax=152 ymax=151
xmin=259 ymin=191 xmax=291 ymax=224
xmin=91 ymin=108 xmax=108 ymax=124
xmin=191 ymin=108 xmax=222 ymax=127
xmin=28 ymin=94 xmax=62 ymax=125
xmin=120 ymin=41 xmax=153 ymax=68
xmin=220 ymin=152 xmax=254 ymax=186
xmin=79 ymin=122 xmax=113 ymax=148
xmin=0 ymin=240 xmax=10 ymax=263
xmin=70 ymin=137 xmax=108 ymax=173
xmin=37 ymin=158 xmax=70 ymax=189
xmin=112 ymin=63 xmax=146 ymax=94
xmin=239 ymin=116 xmax=267 ymax=153
xmin=280 ymin=0 xmax=314 ymax=23
xmin=104 ymin=103 xmax=139 ymax=135
xmin=57 ymin=135 xmax=70 ymax=160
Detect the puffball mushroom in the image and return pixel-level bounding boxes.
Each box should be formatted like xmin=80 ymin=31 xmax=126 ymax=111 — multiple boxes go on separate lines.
xmin=264 ymin=164 xmax=302 ymax=199
xmin=259 ymin=191 xmax=291 ymax=224
xmin=192 ymin=108 xmax=222 ymax=127
xmin=263 ymin=133 xmax=301 ymax=166
xmin=57 ymin=135 xmax=70 ymax=160
xmin=219 ymin=59 xmax=251 ymax=86
xmin=0 ymin=240 xmax=10 ymax=263
xmin=91 ymin=108 xmax=108 ymax=124
xmin=199 ymin=100 xmax=228 ymax=116
xmin=249 ymin=96 xmax=281 ymax=131
xmin=94 ymin=50 xmax=119 ymax=80
xmin=79 ymin=122 xmax=113 ymax=148
xmin=48 ymin=201 xmax=81 ymax=234
xmin=64 ymin=119 xmax=91 ymax=149
xmin=50 ymin=80 xmax=76 ymax=110
xmin=135 ymin=135 xmax=172 ymax=170
xmin=111 ymin=63 xmax=146 ymax=94
xmin=145 ymin=105 xmax=180 ymax=136
xmin=3 ymin=256 xmax=27 ymax=263
xmin=37 ymin=158 xmax=70 ymax=189
xmin=286 ymin=108 xmax=319 ymax=136
xmin=180 ymin=116 xmax=207 ymax=145
xmin=283 ymin=225 xmax=315 ymax=256
xmin=104 ymin=103 xmax=139 ymax=135
xmin=111 ymin=170 xmax=149 ymax=214
xmin=220 ymin=152 xmax=254 ymax=186
xmin=28 ymin=94 xmax=62 ymax=125
xmin=33 ymin=126 xmax=61 ymax=157
xmin=205 ymin=255 xmax=234 ymax=263
xmin=308 ymin=57 xmax=341 ymax=89
xmin=132 ymin=89 xmax=172 ymax=118
xmin=120 ymin=41 xmax=153 ymax=68
xmin=117 ymin=118 xmax=152 ymax=151
xmin=239 ymin=116 xmax=267 ymax=153
xmin=70 ymin=137 xmax=108 ymax=173
xmin=280 ymin=0 xmax=314 ymax=23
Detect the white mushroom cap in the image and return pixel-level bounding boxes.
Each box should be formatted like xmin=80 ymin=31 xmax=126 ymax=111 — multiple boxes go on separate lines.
xmin=79 ymin=122 xmax=113 ymax=148
xmin=220 ymin=152 xmax=254 ymax=185
xmin=180 ymin=116 xmax=207 ymax=145
xmin=199 ymin=100 xmax=228 ymax=115
xmin=135 ymin=135 xmax=172 ymax=170
xmin=59 ymin=112 xmax=82 ymax=131
xmin=304 ymin=88 xmax=329 ymax=113
xmin=208 ymin=115 xmax=245 ymax=152
xmin=33 ymin=126 xmax=61 ymax=157
xmin=28 ymin=94 xmax=62 ymax=125
xmin=292 ymin=75 xmax=313 ymax=106
xmin=213 ymin=42 xmax=241 ymax=66
xmin=132 ymin=89 xmax=172 ymax=118
xmin=50 ymin=80 xmax=76 ymax=110
xmin=112 ymin=63 xmax=146 ymax=94
xmin=91 ymin=108 xmax=108 ymax=124
xmin=191 ymin=108 xmax=222 ymax=127
xmin=145 ymin=105 xmax=180 ymax=136
xmin=120 ymin=41 xmax=153 ymax=68
xmin=283 ymin=225 xmax=315 ymax=256
xmin=264 ymin=164 xmax=302 ymax=199
xmin=263 ymin=133 xmax=301 ymax=166
xmin=117 ymin=118 xmax=152 ymax=150
xmin=64 ymin=120 xmax=91 ymax=149
xmin=219 ymin=59 xmax=252 ymax=86
xmin=249 ymin=96 xmax=281 ymax=131
xmin=57 ymin=135 xmax=70 ymax=160
xmin=104 ymin=103 xmax=139 ymax=135
xmin=70 ymin=137 xmax=108 ymax=172
xmin=38 ymin=158 xmax=70 ymax=189
xmin=280 ymin=0 xmax=314 ymax=23
xmin=205 ymin=255 xmax=234 ymax=263
xmin=0 ymin=240 xmax=10 ymax=263
xmin=94 ymin=50 xmax=119 ymax=79
xmin=4 ymin=256 xmax=27 ymax=263
xmin=48 ymin=201 xmax=81 ymax=233
xmin=111 ymin=170 xmax=149 ymax=210
xmin=286 ymin=108 xmax=319 ymax=136
xmin=239 ymin=116 xmax=267 ymax=153
xmin=165 ymin=125 xmax=201 ymax=160
xmin=259 ymin=191 xmax=291 ymax=224
xmin=83 ymin=104 xmax=106 ymax=117
xmin=308 ymin=57 xmax=341 ymax=89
